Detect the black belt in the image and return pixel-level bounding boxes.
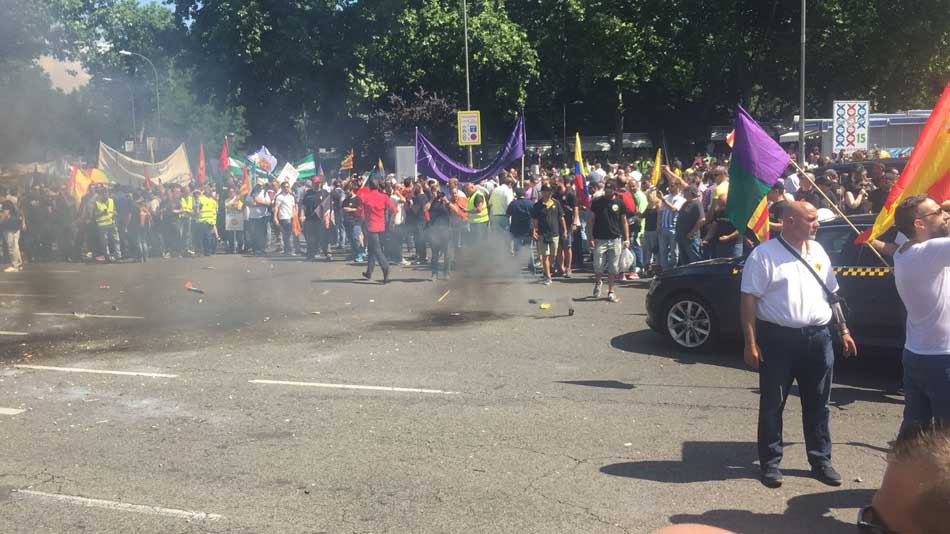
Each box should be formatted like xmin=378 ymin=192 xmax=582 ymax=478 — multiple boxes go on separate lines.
xmin=757 ymin=320 xmax=829 ymax=337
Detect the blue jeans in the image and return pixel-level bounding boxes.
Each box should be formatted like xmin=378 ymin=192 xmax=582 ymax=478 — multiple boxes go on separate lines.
xmin=629 ymin=230 xmax=644 ymax=270
xmin=278 ymin=219 xmax=293 ymax=255
xmin=346 ymin=224 xmax=364 ymax=259
xmin=899 ymin=349 xmax=950 ymax=438
xmin=658 ymin=228 xmax=678 ymax=270
xmin=756 ymin=321 xmax=834 ymax=470
xmin=676 ymin=234 xmax=702 ymax=265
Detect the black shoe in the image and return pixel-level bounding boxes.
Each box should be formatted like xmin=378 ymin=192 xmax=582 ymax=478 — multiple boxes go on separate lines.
xmin=811 ymin=464 xmax=842 ymax=486
xmin=760 ymin=466 xmax=783 ymax=488
xmin=361 ymin=272 xmax=371 ymax=280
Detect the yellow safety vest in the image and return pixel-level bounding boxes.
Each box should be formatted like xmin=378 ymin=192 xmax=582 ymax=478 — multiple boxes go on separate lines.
xmin=95 ymin=198 xmax=115 ymax=226
xmin=467 ymin=192 xmax=489 ymax=223
xmin=198 ymin=195 xmax=217 ymax=224
xmin=180 ymin=196 xmax=194 ymax=217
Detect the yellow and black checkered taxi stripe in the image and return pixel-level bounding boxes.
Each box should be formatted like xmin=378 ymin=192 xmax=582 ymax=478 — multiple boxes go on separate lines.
xmin=730 ymin=266 xmax=893 ymax=277
xmin=833 ymin=266 xmax=892 ymax=277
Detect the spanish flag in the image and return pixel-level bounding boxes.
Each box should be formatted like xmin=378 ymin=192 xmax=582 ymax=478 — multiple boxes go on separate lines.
xmin=857 ymin=83 xmax=950 ymax=243
xmin=340 ymin=149 xmax=354 ymax=171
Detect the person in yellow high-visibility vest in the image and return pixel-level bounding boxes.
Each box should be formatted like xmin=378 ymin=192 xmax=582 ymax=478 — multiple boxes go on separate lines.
xmin=464 ymin=182 xmax=489 ymax=244
xmin=93 ymin=183 xmax=121 ymax=261
xmin=194 ymin=188 xmax=219 ymax=256
xmin=178 ymin=184 xmax=196 ymax=256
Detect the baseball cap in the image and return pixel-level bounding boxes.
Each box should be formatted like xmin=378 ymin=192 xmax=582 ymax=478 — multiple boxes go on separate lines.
xmin=311 ymin=177 xmax=322 ymax=184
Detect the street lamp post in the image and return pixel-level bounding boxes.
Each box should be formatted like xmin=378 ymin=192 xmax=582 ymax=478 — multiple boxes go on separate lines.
xmin=562 ymin=100 xmax=583 ymax=161
xmin=101 ymin=77 xmax=135 ymax=137
xmin=119 ymin=50 xmax=160 ymax=147
xmin=462 ymin=0 xmax=473 ymax=167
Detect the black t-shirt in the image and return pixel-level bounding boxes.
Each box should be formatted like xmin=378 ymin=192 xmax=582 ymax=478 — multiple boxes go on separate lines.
xmin=531 ymin=199 xmax=564 ymax=238
xmin=712 ymin=210 xmax=736 ymax=239
xmin=557 ymin=189 xmax=577 ymax=225
xmin=643 ymin=207 xmax=658 ymax=232
xmin=341 ymin=196 xmax=360 ymax=225
xmin=869 ymin=188 xmax=889 ymax=213
xmin=675 ymin=198 xmax=704 ymax=237
xmin=795 ymin=188 xmax=824 ymax=210
xmin=589 ymin=194 xmax=628 ymax=240
xmin=506 ymin=198 xmax=533 ymax=237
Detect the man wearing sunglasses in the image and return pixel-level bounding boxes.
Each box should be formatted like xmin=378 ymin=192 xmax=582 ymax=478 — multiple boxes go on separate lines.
xmin=859 ymin=427 xmax=950 ymax=534
xmin=892 ymin=194 xmax=950 ymax=438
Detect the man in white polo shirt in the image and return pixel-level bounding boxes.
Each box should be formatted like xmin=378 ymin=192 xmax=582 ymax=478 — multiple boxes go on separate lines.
xmin=892 ymin=194 xmax=950 ymax=438
xmin=740 ymin=201 xmax=857 ymax=488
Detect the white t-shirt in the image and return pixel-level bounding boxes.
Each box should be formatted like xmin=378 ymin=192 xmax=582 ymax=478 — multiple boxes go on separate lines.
xmin=488 ymin=184 xmax=514 ymax=217
xmin=784 ymin=173 xmax=800 ymax=194
xmin=894 ymin=237 xmax=950 ymax=354
xmin=741 ymin=237 xmax=838 ymax=328
xmin=390 ymin=194 xmax=405 ymax=225
xmin=660 ymin=193 xmax=685 ymax=230
xmin=274 ymin=192 xmax=296 ymax=220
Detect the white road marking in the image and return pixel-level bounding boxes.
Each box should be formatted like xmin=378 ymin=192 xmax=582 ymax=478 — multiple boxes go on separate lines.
xmin=14 ymin=365 xmax=177 ymax=378
xmin=27 ymin=270 xmax=81 ymax=273
xmin=0 ymin=331 xmax=29 ymax=336
xmin=0 ymin=280 xmax=27 ymax=284
xmin=14 ymin=490 xmax=223 ymax=521
xmin=0 ymin=294 xmax=57 ymax=298
xmin=249 ymin=379 xmax=459 ymax=395
xmin=33 ymin=312 xmax=145 ymax=320
xmin=0 ymin=407 xmax=26 ymax=415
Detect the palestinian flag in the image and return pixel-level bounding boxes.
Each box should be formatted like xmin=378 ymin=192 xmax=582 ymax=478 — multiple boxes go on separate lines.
xmin=726 ymin=106 xmax=788 ymax=238
xmin=295 ymin=153 xmax=317 ymax=180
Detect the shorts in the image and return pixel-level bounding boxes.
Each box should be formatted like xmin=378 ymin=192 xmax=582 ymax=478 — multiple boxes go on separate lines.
xmin=537 ymin=235 xmax=559 ymax=257
xmin=593 ymin=238 xmax=622 ymax=275
xmin=560 ymin=225 xmax=573 ymax=247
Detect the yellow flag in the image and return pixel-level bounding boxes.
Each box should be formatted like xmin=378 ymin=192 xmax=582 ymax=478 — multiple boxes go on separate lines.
xmin=650 ymin=148 xmax=662 ymax=185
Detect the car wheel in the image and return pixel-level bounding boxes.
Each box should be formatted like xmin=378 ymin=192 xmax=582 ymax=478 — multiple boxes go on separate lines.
xmin=664 ymin=293 xmax=717 ymax=350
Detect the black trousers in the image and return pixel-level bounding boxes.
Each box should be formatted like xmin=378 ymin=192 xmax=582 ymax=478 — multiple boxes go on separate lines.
xmin=364 ymin=231 xmax=389 ymax=280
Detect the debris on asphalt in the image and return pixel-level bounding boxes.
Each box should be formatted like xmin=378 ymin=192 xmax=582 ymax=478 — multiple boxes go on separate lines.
xmin=369 ymin=299 xmax=375 ymax=303
xmin=528 ymin=299 xmax=540 ymax=304
xmin=184 ymin=282 xmax=205 ymax=294
xmin=450 ymin=312 xmax=461 ymax=316
xmin=568 ymin=307 xmax=575 ymax=316
xmin=99 ymin=284 xmax=110 ymax=290
xmin=539 ymin=303 xmax=551 ymax=310
xmin=321 ymin=289 xmax=330 ymax=295
xmin=854 ymin=477 xmax=863 ymax=483
xmin=111 ymin=305 xmax=119 ymax=311
xmin=202 ymin=266 xmax=216 ymax=270
xmin=263 ymin=316 xmax=271 ymax=322
xmin=437 ymin=290 xmax=451 ymax=303
xmin=310 ymin=311 xmax=321 ymax=315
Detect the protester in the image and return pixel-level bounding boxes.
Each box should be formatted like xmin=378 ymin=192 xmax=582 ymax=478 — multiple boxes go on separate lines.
xmin=359 ymin=179 xmax=397 ymax=283
xmin=531 ymin=184 xmax=566 ymax=286
xmin=488 ymin=177 xmax=514 ymax=235
xmin=93 ymin=184 xmax=122 ymax=261
xmin=658 ymin=170 xmax=685 ymax=270
xmin=675 ymin=185 xmax=705 ymax=265
xmin=341 ymin=184 xmax=365 ymax=262
xmin=195 ymin=187 xmax=219 ymax=256
xmin=507 ymin=186 xmax=536 ymax=276
xmin=425 ymin=190 xmax=453 ymax=280
xmin=0 ymin=188 xmax=24 ymax=272
xmin=740 ymin=201 xmax=857 ymax=488
xmin=587 ymin=179 xmax=629 ymax=303
xmin=892 ymin=194 xmax=950 ymax=437
xmin=554 ymin=177 xmax=578 ymax=278
xmin=862 ymin=426 xmax=950 ymax=534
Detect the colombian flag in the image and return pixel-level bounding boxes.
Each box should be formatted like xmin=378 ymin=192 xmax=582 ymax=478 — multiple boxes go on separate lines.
xmin=856 ymin=83 xmax=950 ymax=243
xmin=574 ymin=132 xmax=590 ymax=207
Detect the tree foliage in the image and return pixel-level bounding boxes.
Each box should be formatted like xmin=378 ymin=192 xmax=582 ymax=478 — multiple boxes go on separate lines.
xmin=7 ymin=0 xmax=950 ymax=164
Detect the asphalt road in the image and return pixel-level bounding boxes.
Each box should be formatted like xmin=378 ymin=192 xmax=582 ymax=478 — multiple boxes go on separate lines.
xmin=0 ymin=249 xmax=904 ymax=533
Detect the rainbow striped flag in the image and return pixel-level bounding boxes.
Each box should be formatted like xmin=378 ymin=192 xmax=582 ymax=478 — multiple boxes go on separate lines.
xmin=726 ymin=106 xmax=789 ymax=240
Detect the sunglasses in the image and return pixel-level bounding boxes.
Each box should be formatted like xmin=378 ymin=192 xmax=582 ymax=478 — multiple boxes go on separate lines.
xmin=857 ymin=505 xmax=899 ymax=534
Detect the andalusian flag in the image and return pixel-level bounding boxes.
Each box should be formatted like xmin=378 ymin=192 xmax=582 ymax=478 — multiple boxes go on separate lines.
xmin=573 ymin=132 xmax=590 ymax=207
xmin=226 ymin=153 xmax=246 ymax=177
xmin=295 ymin=153 xmax=317 ymax=180
xmin=340 ymin=149 xmax=354 ymax=170
xmin=649 ymin=148 xmax=662 ymax=186
xmin=857 ymin=83 xmax=950 ymax=243
xmin=726 ymin=106 xmax=789 ymax=238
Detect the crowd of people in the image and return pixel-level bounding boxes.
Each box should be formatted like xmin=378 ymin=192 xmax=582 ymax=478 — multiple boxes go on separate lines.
xmin=0 ymin=148 xmax=921 ymax=293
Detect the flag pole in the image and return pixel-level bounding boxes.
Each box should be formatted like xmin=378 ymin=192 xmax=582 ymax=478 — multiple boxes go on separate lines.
xmin=520 ymin=111 xmax=526 ymax=188
xmin=789 ymin=159 xmax=889 ymax=266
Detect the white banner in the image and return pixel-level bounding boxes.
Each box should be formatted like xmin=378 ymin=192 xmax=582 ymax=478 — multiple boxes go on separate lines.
xmin=98 ymin=142 xmax=192 ymax=186
xmin=832 ymin=100 xmax=870 ymax=155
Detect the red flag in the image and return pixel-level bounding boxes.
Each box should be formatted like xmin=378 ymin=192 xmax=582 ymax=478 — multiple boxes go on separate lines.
xmin=239 ymin=164 xmax=250 ymax=198
xmin=197 ymin=143 xmax=207 ymax=184
xmin=219 ymin=137 xmax=229 ymax=173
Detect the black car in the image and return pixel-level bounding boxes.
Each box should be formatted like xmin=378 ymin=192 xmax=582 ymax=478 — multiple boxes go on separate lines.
xmin=645 ymin=214 xmax=904 ymax=352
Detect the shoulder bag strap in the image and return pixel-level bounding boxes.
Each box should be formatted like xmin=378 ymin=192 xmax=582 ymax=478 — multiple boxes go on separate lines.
xmin=776 ymin=236 xmax=839 ymax=304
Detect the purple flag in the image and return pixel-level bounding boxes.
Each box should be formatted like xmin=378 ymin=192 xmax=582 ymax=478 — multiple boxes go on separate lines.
xmin=416 ymin=115 xmax=525 ymax=183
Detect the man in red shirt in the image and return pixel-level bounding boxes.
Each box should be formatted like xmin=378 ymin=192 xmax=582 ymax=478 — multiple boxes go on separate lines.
xmin=359 ymin=179 xmax=397 ymax=283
